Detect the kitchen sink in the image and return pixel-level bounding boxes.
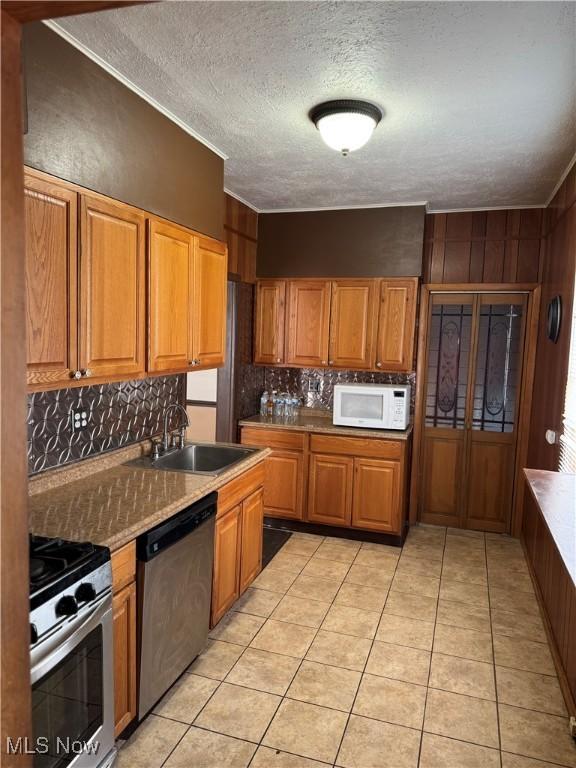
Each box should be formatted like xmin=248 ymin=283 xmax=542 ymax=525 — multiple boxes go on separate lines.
xmin=147 ymin=443 xmax=257 ymax=476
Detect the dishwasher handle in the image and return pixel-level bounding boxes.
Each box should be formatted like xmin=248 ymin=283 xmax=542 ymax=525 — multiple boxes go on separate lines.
xmin=137 ymin=492 xmax=217 ymax=561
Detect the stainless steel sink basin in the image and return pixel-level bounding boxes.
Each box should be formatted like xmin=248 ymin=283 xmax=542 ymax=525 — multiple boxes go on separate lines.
xmin=148 ymin=443 xmax=257 ymax=476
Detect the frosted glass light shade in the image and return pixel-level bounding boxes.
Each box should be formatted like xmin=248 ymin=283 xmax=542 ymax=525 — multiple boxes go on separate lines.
xmin=310 ymin=100 xmax=382 ymax=156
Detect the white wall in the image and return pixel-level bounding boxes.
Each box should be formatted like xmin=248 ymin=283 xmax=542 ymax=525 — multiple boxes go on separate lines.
xmin=186 ymin=369 xmax=218 ymax=403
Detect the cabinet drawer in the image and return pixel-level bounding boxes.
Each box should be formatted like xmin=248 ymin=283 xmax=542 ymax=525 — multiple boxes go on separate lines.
xmin=310 ymin=434 xmax=402 ymax=460
xmin=241 ymin=427 xmax=307 ymax=452
xmin=218 ymin=461 xmax=265 ymax=516
xmin=111 ymin=541 xmax=136 ymax=594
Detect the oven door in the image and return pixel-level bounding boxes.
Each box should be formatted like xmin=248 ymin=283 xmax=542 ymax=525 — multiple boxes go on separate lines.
xmin=31 ymin=593 xmax=116 ymax=768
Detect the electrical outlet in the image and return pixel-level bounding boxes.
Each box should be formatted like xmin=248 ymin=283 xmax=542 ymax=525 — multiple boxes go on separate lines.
xmin=71 ymin=409 xmax=89 ymax=432
xmin=308 ymin=380 xmax=321 ymax=392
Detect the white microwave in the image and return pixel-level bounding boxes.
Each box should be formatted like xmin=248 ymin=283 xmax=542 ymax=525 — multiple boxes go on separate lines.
xmin=333 ymin=383 xmax=410 ymax=430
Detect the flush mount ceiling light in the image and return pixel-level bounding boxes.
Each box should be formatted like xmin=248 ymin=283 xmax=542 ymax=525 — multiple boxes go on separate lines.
xmin=309 ymin=99 xmax=382 ymax=156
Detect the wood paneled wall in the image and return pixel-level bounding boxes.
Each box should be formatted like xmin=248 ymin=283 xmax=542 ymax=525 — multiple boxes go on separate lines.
xmin=423 ymin=209 xmax=545 ymax=284
xmin=527 ymin=163 xmax=576 ymax=471
xmin=224 ymin=194 xmax=258 ymax=283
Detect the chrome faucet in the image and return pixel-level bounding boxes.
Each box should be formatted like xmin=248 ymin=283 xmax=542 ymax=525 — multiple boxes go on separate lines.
xmin=161 ymin=403 xmax=190 ymax=453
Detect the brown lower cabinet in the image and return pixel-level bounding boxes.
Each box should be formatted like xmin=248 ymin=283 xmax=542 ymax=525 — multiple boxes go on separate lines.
xmin=111 ymin=541 xmax=137 ymax=737
xmin=211 ymin=462 xmax=265 ymax=625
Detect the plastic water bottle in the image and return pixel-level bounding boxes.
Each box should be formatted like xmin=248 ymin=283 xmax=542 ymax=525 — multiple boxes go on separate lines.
xmin=260 ymin=391 xmax=269 ymax=417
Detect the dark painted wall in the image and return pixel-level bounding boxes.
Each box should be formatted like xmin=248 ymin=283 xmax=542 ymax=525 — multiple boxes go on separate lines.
xmin=257 ymin=206 xmax=425 ymax=278
xmin=23 ymin=23 xmax=224 ymax=240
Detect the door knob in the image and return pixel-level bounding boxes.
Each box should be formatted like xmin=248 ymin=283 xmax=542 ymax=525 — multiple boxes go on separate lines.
xmin=71 ymin=370 xmax=82 ymax=380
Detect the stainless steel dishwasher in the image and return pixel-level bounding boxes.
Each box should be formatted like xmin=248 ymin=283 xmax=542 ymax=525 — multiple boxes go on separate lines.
xmin=136 ymin=492 xmax=217 ymax=719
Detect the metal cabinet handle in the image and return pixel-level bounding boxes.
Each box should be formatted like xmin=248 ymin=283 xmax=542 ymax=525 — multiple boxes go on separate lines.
xmin=188 ymin=360 xmax=196 ymax=367
xmin=276 ymin=358 xmax=281 ymax=363
xmin=80 ymin=369 xmax=92 ymax=378
xmin=376 ymin=362 xmax=382 ymax=368
xmin=328 ymin=360 xmax=334 ymax=365
xmin=70 ymin=370 xmax=82 ymax=380
xmin=321 ymin=360 xmax=327 ymax=365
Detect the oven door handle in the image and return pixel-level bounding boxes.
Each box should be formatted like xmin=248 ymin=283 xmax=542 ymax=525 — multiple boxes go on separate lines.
xmin=31 ymin=591 xmax=112 ymax=685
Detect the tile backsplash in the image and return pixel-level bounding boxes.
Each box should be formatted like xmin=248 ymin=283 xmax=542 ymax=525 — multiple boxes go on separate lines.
xmin=27 ymin=375 xmax=186 ymax=475
xmin=263 ymin=368 xmax=416 ymax=411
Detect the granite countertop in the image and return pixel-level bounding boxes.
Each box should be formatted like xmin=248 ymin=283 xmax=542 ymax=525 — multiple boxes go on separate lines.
xmin=29 ymin=445 xmax=269 ymax=552
xmin=524 ymin=468 xmax=576 ymax=586
xmin=239 ymin=411 xmax=413 ymax=441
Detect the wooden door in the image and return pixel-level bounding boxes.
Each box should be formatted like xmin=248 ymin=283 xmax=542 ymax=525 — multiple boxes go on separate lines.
xmin=239 ymin=488 xmax=264 ymax=593
xmin=307 ymin=453 xmax=353 ymax=526
xmin=263 ymin=451 xmax=305 ymax=520
xmin=352 ymin=458 xmax=401 ymax=533
xmin=192 ymin=235 xmax=227 ymax=367
xmin=254 ymin=280 xmax=286 ymax=364
xmin=376 ymin=279 xmax=418 ymax=372
xmin=79 ymin=194 xmax=146 ymax=380
xmin=286 ymin=280 xmax=331 ymax=367
xmin=329 ymin=280 xmax=376 ymax=369
xmin=148 ymin=218 xmax=194 ymax=373
xmin=421 ymin=429 xmax=466 ymax=526
xmin=112 ymin=581 xmax=137 ymax=736
xmin=24 ymin=173 xmax=78 ymax=387
xmin=211 ymin=506 xmax=241 ymax=625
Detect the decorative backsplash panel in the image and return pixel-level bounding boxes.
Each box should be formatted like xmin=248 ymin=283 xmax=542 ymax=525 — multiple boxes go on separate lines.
xmin=28 ymin=376 xmax=186 ymax=475
xmin=263 ymin=368 xmax=416 ymax=411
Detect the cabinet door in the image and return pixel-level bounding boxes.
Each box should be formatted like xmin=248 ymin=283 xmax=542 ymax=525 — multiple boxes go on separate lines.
xmin=329 ymin=280 xmax=376 ymax=369
xmin=254 ymin=280 xmax=286 ymax=364
xmin=25 ymin=173 xmax=78 ymax=387
xmin=307 ymin=453 xmax=353 ymax=526
xmin=286 ymin=281 xmax=331 ymax=367
xmin=376 ymin=279 xmax=418 ymax=372
xmin=239 ymin=488 xmax=264 ymax=593
xmin=113 ymin=581 xmax=137 ymax=736
xmin=192 ymin=236 xmax=227 ymax=367
xmin=79 ymin=195 xmax=146 ymax=380
xmin=352 ymin=458 xmax=402 ymax=533
xmin=211 ymin=506 xmax=241 ymax=626
xmin=148 ymin=218 xmax=194 ymax=373
xmin=264 ymin=450 xmax=305 ymax=520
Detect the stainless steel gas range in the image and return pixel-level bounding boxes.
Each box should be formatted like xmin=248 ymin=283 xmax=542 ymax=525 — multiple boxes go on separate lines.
xmin=29 ymin=535 xmax=116 ymax=768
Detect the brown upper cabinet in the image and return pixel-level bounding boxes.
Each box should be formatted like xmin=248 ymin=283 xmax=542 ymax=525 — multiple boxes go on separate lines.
xmin=254 ymin=277 xmax=418 ymax=373
xmin=193 ymin=236 xmax=227 ymax=367
xmin=286 ymin=280 xmax=332 ymax=367
xmin=254 ymin=280 xmax=286 ymax=364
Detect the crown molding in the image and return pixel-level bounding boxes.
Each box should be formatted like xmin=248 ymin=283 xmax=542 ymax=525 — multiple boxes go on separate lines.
xmin=43 ymin=19 xmax=229 ymax=160
xmin=427 ymin=203 xmax=546 ymax=213
xmin=223 ymin=187 xmax=261 ymax=213
xmin=545 ymin=151 xmax=576 ymax=206
xmin=256 ymin=200 xmax=428 ymax=214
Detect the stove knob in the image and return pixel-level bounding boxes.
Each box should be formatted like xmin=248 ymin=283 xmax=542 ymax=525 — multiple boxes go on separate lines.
xmin=55 ymin=595 xmax=78 ymax=618
xmin=30 ymin=623 xmax=38 ymax=645
xmin=75 ymin=583 xmax=96 ymax=603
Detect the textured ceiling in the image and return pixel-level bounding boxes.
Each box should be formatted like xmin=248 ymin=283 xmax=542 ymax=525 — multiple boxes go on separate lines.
xmin=55 ymin=1 xmax=575 ymax=211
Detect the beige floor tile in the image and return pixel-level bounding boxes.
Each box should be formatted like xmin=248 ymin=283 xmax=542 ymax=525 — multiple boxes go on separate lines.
xmin=485 ymin=536 xmax=523 ymax=553
xmin=301 ymin=556 xmax=350 ymax=581
xmin=376 ymin=613 xmax=435 ymax=651
xmin=491 ymin=608 xmax=547 ymax=643
xmin=233 ymin=587 xmax=283 ymax=618
xmin=441 ymin=561 xmax=487 ymax=585
xmin=429 ymin=652 xmax=495 ymax=700
xmin=434 ymin=623 xmax=493 ymax=662
xmin=493 ymin=634 xmax=556 ymax=675
xmin=225 ymin=647 xmax=300 ymax=695
xmin=496 ymin=666 xmax=567 ymax=716
xmin=408 ymin=523 xmax=446 ymax=540
xmin=424 ymin=688 xmax=499 ymax=748
xmin=263 ymin=698 xmax=348 ymax=764
xmin=384 ymin=590 xmax=438 ymax=622
xmin=390 ymin=571 xmax=440 ymax=598
xmin=305 ymin=629 xmax=372 ymax=671
xmin=291 ymin=532 xmax=325 ymax=543
xmin=153 ymin=673 xmax=218 ymax=723
xmin=194 ymin=681 xmax=280 ymax=742
xmin=345 ymin=563 xmax=395 ymax=588
xmin=488 ymin=566 xmax=533 ymax=593
xmin=250 ymin=619 xmax=316 ymax=658
xmin=444 ymin=537 xmax=485 ymax=554
xmin=251 ymin=745 xmax=328 ymax=768
xmin=396 ymin=555 xmax=442 ymax=578
xmin=209 ymin=612 xmax=265 ymax=645
xmin=334 ymin=581 xmax=388 ymax=611
xmin=326 ymin=536 xmax=363 ymax=549
xmin=336 ymin=715 xmax=420 ymax=768
xmin=360 ymin=541 xmax=402 ymax=555
xmin=115 ymin=714 xmax=187 ymax=768
xmin=490 ymin=586 xmax=540 ymax=616
xmin=271 ymin=594 xmax=331 ymax=628
xmin=188 ymin=639 xmax=244 ymax=680
xmin=501 ymin=753 xmax=573 ymax=768
xmin=400 ymin=541 xmax=444 ymax=561
xmin=286 ymin=660 xmax=361 ymax=711
xmin=439 ymin=578 xmax=489 ymax=607
xmin=287 ymin=573 xmax=341 ymax=603
xmin=487 ymin=552 xmax=530 ymax=574
xmin=499 ymin=704 xmax=576 ymax=767
xmin=447 ymin=527 xmax=485 ymax=539
xmin=353 ymin=672 xmax=426 ymax=729
xmin=321 ymin=604 xmax=381 ymax=639
xmin=314 ymin=541 xmax=358 ymax=564
xmin=354 ymin=548 xmax=401 ymax=570
xmin=266 ymin=552 xmax=310 ymax=575
xmin=163 ymin=727 xmax=256 ymax=768
xmin=251 ymin=567 xmax=297 ymax=593
xmin=419 ymin=733 xmax=499 ymax=768
xmin=281 ymin=538 xmax=322 ymax=557
xmin=366 ymin=640 xmax=430 ymax=685
xmin=436 ymin=599 xmax=491 ymax=632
